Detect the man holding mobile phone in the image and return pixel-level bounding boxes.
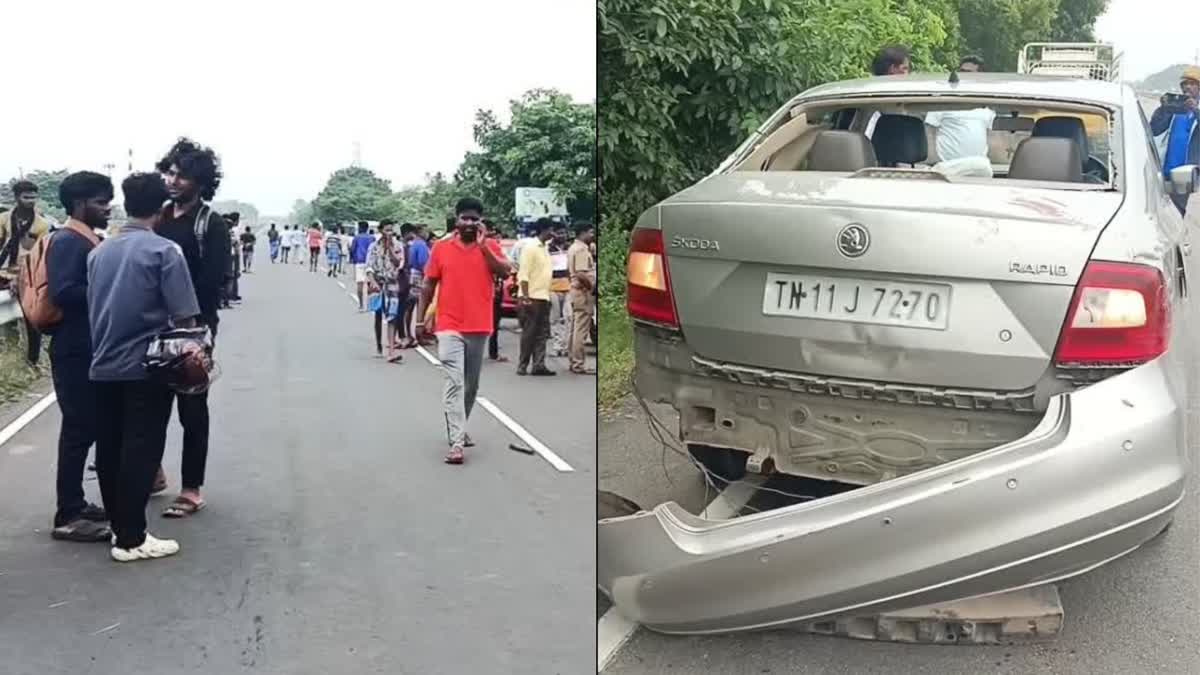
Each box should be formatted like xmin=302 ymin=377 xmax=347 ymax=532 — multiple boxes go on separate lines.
xmin=1151 ymin=67 xmax=1200 ymax=212
xmin=416 ymin=198 xmax=511 ymax=465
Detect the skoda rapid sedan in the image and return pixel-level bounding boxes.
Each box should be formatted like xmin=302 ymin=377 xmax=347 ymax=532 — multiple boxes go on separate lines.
xmin=599 ymin=74 xmax=1194 ymax=635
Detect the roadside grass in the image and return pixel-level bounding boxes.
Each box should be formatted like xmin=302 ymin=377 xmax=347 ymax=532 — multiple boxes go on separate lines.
xmin=0 ymin=329 xmax=43 ymax=405
xmin=598 ymin=300 xmax=633 ymax=410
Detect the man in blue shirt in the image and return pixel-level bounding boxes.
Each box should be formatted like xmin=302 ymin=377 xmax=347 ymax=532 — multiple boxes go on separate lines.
xmin=399 ymin=222 xmax=430 ymax=348
xmin=88 ymin=173 xmax=201 ymax=563
xmin=1151 ymin=67 xmax=1200 ymax=213
xmin=46 ymin=172 xmax=112 ymax=543
xmin=350 ymin=221 xmax=375 ymax=310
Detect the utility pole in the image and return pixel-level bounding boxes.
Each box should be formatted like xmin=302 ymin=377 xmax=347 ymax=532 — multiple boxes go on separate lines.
xmin=352 ymin=141 xmax=362 ymax=167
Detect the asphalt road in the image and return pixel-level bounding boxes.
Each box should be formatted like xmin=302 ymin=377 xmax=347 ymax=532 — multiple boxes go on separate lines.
xmin=599 ymin=280 xmax=1200 ymax=674
xmin=0 ymin=249 xmax=596 ymax=675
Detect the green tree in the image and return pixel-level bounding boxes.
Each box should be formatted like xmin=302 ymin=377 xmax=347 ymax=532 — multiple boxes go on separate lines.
xmin=957 ymin=0 xmax=1058 ymax=72
xmin=1049 ymin=0 xmax=1109 ymax=42
xmin=377 ymin=172 xmax=462 ymax=228
xmin=455 ymin=89 xmax=596 ymax=224
xmin=312 ymin=167 xmax=392 ymax=225
xmin=1 ymin=169 xmax=71 ymax=221
xmin=417 ymin=172 xmax=462 ymax=227
xmin=598 ymin=0 xmax=957 ymax=230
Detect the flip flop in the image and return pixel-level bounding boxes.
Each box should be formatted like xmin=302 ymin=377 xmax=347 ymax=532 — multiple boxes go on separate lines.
xmin=387 ymin=354 xmax=403 ymax=364
xmin=162 ymin=496 xmax=206 ymax=518
xmin=445 ymin=447 xmax=465 ymax=465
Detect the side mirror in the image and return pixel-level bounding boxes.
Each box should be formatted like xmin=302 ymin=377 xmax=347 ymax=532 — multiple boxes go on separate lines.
xmin=1169 ymin=164 xmax=1200 ymax=195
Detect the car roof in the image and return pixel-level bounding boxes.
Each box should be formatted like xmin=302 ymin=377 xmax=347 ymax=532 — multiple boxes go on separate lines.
xmin=798 ymin=72 xmax=1127 ymax=107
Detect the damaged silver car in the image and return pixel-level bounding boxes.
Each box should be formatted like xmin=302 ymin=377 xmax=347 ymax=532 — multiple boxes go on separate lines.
xmin=599 ymin=74 xmax=1193 ymax=635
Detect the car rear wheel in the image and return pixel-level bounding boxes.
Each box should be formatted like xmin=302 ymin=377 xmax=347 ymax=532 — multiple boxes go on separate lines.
xmin=687 ymin=444 xmax=749 ymax=486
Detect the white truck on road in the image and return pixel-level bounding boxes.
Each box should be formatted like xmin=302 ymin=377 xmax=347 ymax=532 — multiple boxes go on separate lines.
xmin=1017 ymin=42 xmax=1122 ymax=82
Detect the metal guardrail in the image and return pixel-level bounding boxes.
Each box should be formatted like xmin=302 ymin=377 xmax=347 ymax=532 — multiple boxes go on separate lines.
xmin=0 ymin=290 xmax=20 ymax=327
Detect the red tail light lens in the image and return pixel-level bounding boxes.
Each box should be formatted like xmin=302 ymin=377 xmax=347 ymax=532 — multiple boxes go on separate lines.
xmin=1054 ymin=261 xmax=1169 ymax=364
xmin=627 ymin=229 xmax=679 ymax=327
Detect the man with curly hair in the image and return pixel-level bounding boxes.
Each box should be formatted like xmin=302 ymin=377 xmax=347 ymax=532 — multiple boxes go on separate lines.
xmin=153 ymin=138 xmax=231 ymax=518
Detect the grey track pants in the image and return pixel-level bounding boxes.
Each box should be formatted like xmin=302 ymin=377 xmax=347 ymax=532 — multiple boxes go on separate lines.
xmin=438 ymin=332 xmax=488 ymax=448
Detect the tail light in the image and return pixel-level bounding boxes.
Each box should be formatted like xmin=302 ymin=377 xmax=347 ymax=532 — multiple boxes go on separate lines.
xmin=627 ymin=229 xmax=679 ymax=327
xmin=1054 ymin=260 xmax=1169 ymax=365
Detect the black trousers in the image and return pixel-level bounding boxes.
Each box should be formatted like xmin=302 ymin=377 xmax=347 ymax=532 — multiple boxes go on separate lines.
xmin=172 ymin=391 xmax=210 ymax=490
xmin=488 ymin=289 xmax=503 ymax=359
xmin=171 ymin=320 xmax=215 ymax=489
xmin=374 ymin=308 xmax=384 ymax=353
xmin=50 ymin=352 xmax=95 ymax=526
xmin=398 ymin=297 xmax=415 ymax=340
xmin=94 ymin=379 xmax=174 ymax=549
xmin=518 ymin=299 xmax=550 ymax=370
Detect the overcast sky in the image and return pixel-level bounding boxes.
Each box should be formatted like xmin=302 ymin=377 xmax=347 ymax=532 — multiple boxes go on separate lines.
xmin=1 ymin=0 xmax=594 ymax=216
xmin=1096 ymin=0 xmax=1199 ymax=81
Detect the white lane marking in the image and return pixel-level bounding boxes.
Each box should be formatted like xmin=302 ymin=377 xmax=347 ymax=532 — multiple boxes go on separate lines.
xmin=413 ymin=346 xmax=572 ymax=472
xmin=597 ymin=611 xmax=639 ymax=673
xmin=476 ymin=397 xmax=574 ymax=472
xmin=596 ymin=478 xmax=760 ymax=671
xmin=0 ymin=391 xmax=58 ymax=449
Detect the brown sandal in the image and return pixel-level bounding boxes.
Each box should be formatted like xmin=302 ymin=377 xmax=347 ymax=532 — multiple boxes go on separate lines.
xmin=162 ymin=496 xmax=206 ymax=518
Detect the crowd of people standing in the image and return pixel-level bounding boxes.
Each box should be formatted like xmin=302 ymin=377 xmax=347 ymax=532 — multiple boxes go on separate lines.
xmin=1 ymin=141 xmax=597 ymax=559
xmin=262 ymin=205 xmax=597 ymax=464
xmin=0 ymin=138 xmax=231 ymax=562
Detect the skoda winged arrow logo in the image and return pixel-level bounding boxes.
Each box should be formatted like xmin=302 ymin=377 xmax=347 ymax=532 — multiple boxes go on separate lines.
xmin=837 ymin=223 xmax=870 ymax=258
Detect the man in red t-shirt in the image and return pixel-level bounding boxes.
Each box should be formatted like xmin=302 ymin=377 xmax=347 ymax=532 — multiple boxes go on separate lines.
xmin=417 ymin=197 xmax=511 ymax=465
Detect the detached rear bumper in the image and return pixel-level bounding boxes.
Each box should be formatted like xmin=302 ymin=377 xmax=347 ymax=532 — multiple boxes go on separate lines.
xmin=598 ymin=361 xmax=1187 ymax=635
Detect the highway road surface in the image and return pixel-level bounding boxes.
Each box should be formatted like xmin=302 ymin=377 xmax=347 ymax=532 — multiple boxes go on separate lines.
xmin=0 ymin=250 xmax=596 ymax=675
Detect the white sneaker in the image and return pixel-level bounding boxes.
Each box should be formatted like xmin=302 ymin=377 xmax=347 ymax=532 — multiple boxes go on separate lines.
xmin=111 ymin=533 xmax=180 ymax=562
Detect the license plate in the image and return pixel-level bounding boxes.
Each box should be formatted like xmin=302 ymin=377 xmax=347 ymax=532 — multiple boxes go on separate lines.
xmin=762 ymin=272 xmax=951 ymax=330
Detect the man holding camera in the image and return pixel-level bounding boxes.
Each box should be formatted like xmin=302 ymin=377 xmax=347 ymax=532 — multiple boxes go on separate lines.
xmin=1151 ymin=66 xmax=1200 ymax=214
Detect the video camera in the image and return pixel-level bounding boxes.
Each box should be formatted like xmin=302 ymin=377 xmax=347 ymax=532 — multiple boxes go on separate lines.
xmin=1161 ymin=92 xmax=1195 ymax=112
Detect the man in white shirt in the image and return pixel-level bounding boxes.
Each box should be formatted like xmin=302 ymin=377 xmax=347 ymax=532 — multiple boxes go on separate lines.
xmin=924 ymin=55 xmax=995 ymax=177
xmin=925 ymin=108 xmax=996 ymax=161
xmin=289 ymin=226 xmax=305 ymax=264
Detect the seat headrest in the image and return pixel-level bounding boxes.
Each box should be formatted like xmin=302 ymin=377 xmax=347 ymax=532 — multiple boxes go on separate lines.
xmin=807 ymin=130 xmax=878 ymax=172
xmin=871 ymin=114 xmax=928 ymax=166
xmin=1008 ymin=137 xmax=1084 ymax=183
xmin=1033 ymin=116 xmax=1090 ymax=158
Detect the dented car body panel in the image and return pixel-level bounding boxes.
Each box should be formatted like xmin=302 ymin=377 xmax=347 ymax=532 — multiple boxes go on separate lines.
xmin=599 ymin=359 xmax=1185 ymax=634
xmin=601 ymin=78 xmax=1192 ymax=633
